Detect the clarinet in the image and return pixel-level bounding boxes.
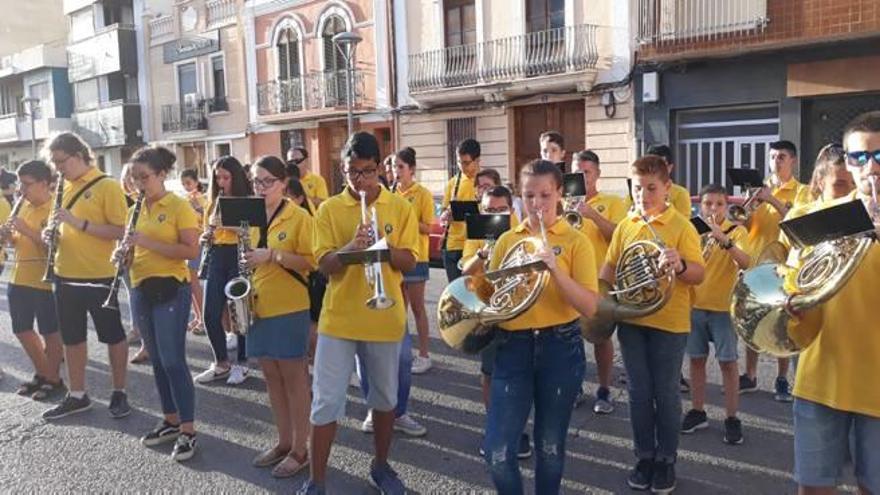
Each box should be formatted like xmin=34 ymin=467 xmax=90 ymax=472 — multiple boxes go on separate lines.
xmin=42 ymin=179 xmax=65 ymax=283
xmin=1 ymin=196 xmax=25 ymax=239
xmin=441 ymin=172 xmax=462 ymax=250
xmin=197 ymin=198 xmax=220 ymax=280
xmin=102 ymin=190 xmax=145 ymax=310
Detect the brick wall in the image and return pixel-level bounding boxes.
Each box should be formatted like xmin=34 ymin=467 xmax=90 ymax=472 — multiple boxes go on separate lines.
xmin=640 ymin=0 xmax=880 ymax=61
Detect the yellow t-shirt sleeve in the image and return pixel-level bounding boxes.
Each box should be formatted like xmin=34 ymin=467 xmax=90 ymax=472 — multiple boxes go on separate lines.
xmin=419 ymin=189 xmax=435 ymax=225
xmin=571 ymin=234 xmax=599 ymax=292
xmin=395 ymin=201 xmax=420 ymax=259
xmin=103 ymin=184 xmax=129 ymax=227
xmin=296 ymin=213 xmax=317 ymax=270
xmin=313 ymin=203 xmax=336 ymax=263
xmin=678 ymin=221 xmax=704 ymax=265
xmin=672 ymin=187 xmax=692 ymax=217
xmin=315 ymin=177 xmax=329 ymax=201
xmin=178 ymin=201 xmax=200 ymax=231
xmin=609 ymin=197 xmax=627 ymax=223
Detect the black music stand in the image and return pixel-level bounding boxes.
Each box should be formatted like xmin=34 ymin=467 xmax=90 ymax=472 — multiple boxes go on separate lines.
xmin=563 ymin=173 xmax=587 ymax=197
xmin=466 ymin=214 xmax=511 ymax=240
xmin=727 ymin=168 xmax=764 ymax=188
xmin=450 ymin=200 xmax=480 ymax=222
xmin=219 ymin=197 xmax=267 ymax=228
xmin=780 ymin=200 xmax=874 ymax=249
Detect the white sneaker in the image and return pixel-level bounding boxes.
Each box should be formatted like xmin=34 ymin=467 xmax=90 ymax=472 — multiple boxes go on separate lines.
xmin=361 ymin=410 xmax=374 ymax=433
xmin=411 ymin=356 xmax=432 ymax=375
xmin=194 ymin=363 xmax=231 ymax=384
xmin=225 ymin=333 xmax=238 ymax=352
xmin=394 ymin=414 xmax=427 ymax=437
xmin=226 ymin=364 xmax=249 ymax=385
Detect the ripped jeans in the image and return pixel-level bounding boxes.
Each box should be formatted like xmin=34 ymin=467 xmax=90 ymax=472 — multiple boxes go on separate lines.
xmin=483 ymin=320 xmax=585 ymax=495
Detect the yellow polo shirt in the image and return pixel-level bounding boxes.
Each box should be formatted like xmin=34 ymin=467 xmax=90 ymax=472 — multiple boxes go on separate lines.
xmin=489 ymin=218 xmax=598 ymax=331
xmin=313 ymin=187 xmax=419 ymax=342
xmin=130 ymin=193 xmax=200 ymax=286
xmin=396 ymin=182 xmax=435 ymax=262
xmin=693 ymin=219 xmax=747 ymax=312
xmin=0 ymin=196 xmax=9 ymax=265
xmin=187 ymin=191 xmax=208 ymax=219
xmin=55 ymin=167 xmax=128 ymax=279
xmin=301 ymin=172 xmax=329 ymax=202
xmin=577 ymin=192 xmax=627 ymax=271
xmin=743 ymin=178 xmax=809 ymax=261
xmin=10 ymin=199 xmax=51 ymax=290
xmin=605 ymin=206 xmax=703 ymax=333
xmin=442 ymin=174 xmax=476 ymax=251
xmin=781 ymin=194 xmax=880 ymax=417
xmin=624 ymin=182 xmax=691 ymax=217
xmin=204 ymin=197 xmax=240 ymax=246
xmin=252 ymin=200 xmax=315 ymax=319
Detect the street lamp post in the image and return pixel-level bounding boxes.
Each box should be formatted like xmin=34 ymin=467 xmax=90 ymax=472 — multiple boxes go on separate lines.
xmin=20 ymin=96 xmax=40 ymax=159
xmin=332 ymin=31 xmax=362 ymax=138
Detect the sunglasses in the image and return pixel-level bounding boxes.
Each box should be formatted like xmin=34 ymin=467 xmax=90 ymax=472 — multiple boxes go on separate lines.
xmin=845 ymin=149 xmax=880 ymax=167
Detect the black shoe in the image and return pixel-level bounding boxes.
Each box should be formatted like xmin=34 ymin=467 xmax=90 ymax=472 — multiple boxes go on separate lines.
xmin=651 ymin=461 xmax=676 ymax=494
xmin=108 ymin=390 xmax=132 ymax=419
xmin=141 ymin=420 xmax=181 ymax=447
xmin=724 ymin=417 xmax=744 ymax=445
xmin=517 ymin=433 xmax=532 ymax=459
xmin=679 ymin=376 xmax=690 ymax=393
xmin=774 ymin=376 xmax=793 ymax=402
xmin=627 ymin=459 xmax=654 ymax=490
xmin=17 ymin=375 xmax=45 ymax=396
xmin=32 ymin=379 xmax=67 ymax=401
xmin=42 ymin=394 xmax=92 ymax=420
xmin=171 ymin=433 xmax=197 ymax=462
xmin=738 ymin=374 xmax=758 ymax=394
xmin=681 ymin=409 xmax=708 ymax=434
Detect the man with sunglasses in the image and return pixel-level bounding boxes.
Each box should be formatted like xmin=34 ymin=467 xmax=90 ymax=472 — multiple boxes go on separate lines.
xmin=784 ymin=112 xmax=880 ymax=495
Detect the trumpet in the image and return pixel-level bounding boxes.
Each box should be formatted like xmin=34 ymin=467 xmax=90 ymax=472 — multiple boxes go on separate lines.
xmin=359 ymin=190 xmax=394 ymax=310
xmin=103 ymin=190 xmax=145 ymax=310
xmin=42 ymin=179 xmax=65 ymax=283
xmin=224 ymin=222 xmax=254 ymax=334
xmin=197 ymin=199 xmax=220 ymax=279
xmin=562 ymin=196 xmax=585 ymax=229
xmin=726 ymin=186 xmax=763 ymax=224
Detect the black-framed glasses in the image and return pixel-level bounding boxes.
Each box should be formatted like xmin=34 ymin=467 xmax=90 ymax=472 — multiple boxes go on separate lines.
xmin=51 ymin=155 xmax=72 ymax=166
xmin=845 ymin=149 xmax=880 ymax=167
xmin=346 ymin=167 xmax=378 ymax=180
xmin=253 ymin=177 xmax=280 ymax=188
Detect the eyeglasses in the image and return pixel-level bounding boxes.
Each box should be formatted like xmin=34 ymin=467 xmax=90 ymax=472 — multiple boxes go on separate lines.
xmin=253 ymin=177 xmax=280 ymax=188
xmin=845 ymin=149 xmax=880 ymax=167
xmin=133 ymin=173 xmax=154 ymax=182
xmin=346 ymin=168 xmax=378 ymax=180
xmin=483 ymin=207 xmax=510 ymax=214
xmin=51 ymin=155 xmax=72 ymax=166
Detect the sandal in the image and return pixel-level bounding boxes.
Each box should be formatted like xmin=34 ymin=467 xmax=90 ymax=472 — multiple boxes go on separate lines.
xmin=252 ymin=446 xmax=290 ymax=467
xmin=271 ymin=450 xmax=309 ymax=478
xmin=188 ymin=320 xmax=206 ymax=335
xmin=130 ymin=349 xmax=150 ymax=364
xmin=17 ymin=375 xmax=44 ymax=396
xmin=32 ymin=379 xmax=66 ymax=401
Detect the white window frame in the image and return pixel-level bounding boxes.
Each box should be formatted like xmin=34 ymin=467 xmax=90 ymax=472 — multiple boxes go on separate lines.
xmin=173 ymin=58 xmax=202 ymax=106
xmin=209 ymin=53 xmax=228 ymax=106
xmin=213 ymin=141 xmax=232 ymax=161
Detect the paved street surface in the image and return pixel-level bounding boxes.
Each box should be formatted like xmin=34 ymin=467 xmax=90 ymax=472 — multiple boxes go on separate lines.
xmin=0 ymin=269 xmax=853 ymax=493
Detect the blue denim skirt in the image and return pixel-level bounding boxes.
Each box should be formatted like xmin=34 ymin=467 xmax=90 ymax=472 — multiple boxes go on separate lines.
xmin=246 ymin=310 xmax=310 ymax=360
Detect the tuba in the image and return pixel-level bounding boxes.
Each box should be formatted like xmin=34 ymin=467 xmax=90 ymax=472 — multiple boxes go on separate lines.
xmin=224 ymin=222 xmax=254 ymax=334
xmin=437 ymin=211 xmax=550 ymax=354
xmin=731 ymin=190 xmax=878 ymax=357
xmin=581 ymin=213 xmax=675 ymax=343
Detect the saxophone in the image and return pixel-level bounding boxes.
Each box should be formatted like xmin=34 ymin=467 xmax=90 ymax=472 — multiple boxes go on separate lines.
xmin=224 ymin=222 xmax=254 ymax=334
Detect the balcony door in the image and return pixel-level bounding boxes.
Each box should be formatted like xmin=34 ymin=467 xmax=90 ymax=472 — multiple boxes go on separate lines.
xmin=276 ymin=27 xmax=302 ymax=112
xmin=176 ymin=62 xmax=201 ymax=130
xmin=513 ymin=100 xmax=584 ymax=180
xmin=525 ymin=0 xmax=565 ymax=76
xmin=444 ymin=0 xmax=477 ymax=87
xmin=321 ymin=15 xmax=347 ymax=108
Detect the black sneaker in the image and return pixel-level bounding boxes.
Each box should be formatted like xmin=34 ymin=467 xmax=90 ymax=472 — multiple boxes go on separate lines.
xmin=141 ymin=420 xmax=181 ymax=447
xmin=681 ymin=409 xmax=708 ymax=434
xmin=679 ymin=376 xmax=690 ymax=393
xmin=171 ymin=433 xmax=197 ymax=462
xmin=774 ymin=376 xmax=793 ymax=402
xmin=517 ymin=433 xmax=532 ymax=459
xmin=627 ymin=459 xmax=654 ymax=490
xmin=42 ymin=394 xmax=92 ymax=420
xmin=738 ymin=374 xmax=758 ymax=394
xmin=32 ymin=379 xmax=67 ymax=401
xmin=17 ymin=375 xmax=45 ymax=396
xmin=108 ymin=390 xmax=132 ymax=418
xmin=723 ymin=416 xmax=744 ymax=445
xmin=651 ymin=461 xmax=676 ymax=494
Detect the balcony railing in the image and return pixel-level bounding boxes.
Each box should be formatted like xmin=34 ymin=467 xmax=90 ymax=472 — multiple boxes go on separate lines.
xmin=257 ymin=71 xmax=365 ymax=116
xmin=634 ymin=0 xmax=769 ymax=45
xmin=149 ymin=15 xmax=174 ymax=41
xmin=206 ymin=96 xmax=229 ymax=113
xmin=408 ymin=24 xmax=599 ymax=94
xmin=207 ymin=0 xmax=237 ymax=28
xmin=161 ymin=102 xmax=208 ymax=133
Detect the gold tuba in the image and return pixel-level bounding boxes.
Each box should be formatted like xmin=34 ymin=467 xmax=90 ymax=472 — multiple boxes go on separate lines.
xmin=437 ymin=212 xmax=550 ymax=354
xmin=581 ymin=214 xmax=675 ymax=343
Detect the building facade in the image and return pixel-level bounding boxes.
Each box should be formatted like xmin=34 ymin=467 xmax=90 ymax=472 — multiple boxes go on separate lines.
xmin=633 ymin=0 xmax=880 ymax=194
xmin=145 ymin=0 xmax=249 ymax=178
xmin=244 ymin=0 xmax=394 ymax=194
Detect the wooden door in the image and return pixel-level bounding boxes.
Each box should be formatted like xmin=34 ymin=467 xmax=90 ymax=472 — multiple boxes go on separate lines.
xmin=513 ymin=99 xmax=584 ymax=181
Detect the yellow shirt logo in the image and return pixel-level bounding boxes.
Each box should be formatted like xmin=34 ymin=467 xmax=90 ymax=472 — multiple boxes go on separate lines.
xmin=278 ymin=232 xmax=287 ymax=241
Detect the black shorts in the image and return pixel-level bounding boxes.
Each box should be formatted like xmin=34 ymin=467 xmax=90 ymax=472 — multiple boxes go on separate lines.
xmin=53 ymin=277 xmax=126 ymax=346
xmin=8 ymin=284 xmax=58 ymax=335
xmin=308 ymin=272 xmax=327 ymax=324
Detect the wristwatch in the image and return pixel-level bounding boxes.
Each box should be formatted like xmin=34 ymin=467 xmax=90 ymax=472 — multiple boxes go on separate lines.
xmin=721 ymin=239 xmax=734 ymax=250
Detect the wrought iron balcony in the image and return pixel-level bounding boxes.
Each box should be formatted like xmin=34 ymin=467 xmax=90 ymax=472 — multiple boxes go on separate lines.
xmin=257 ymin=71 xmax=365 ymax=117
xmin=206 ymin=96 xmax=229 ymax=113
xmin=257 ymin=78 xmax=304 ymax=115
xmin=161 ymin=102 xmax=208 ymax=133
xmin=408 ymin=24 xmax=599 ymax=94
xmin=634 ymin=0 xmax=769 ymax=46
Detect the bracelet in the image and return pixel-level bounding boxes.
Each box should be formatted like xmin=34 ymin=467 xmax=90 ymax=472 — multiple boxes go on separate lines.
xmin=477 ymin=250 xmax=488 ymax=260
xmin=675 ymin=259 xmax=688 ymax=276
xmin=81 ymin=220 xmax=89 ymax=232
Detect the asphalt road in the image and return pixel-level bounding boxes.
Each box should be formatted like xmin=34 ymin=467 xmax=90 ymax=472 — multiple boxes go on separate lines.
xmin=0 ymin=269 xmax=851 ymax=493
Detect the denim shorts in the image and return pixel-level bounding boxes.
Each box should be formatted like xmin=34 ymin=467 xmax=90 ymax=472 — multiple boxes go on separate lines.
xmin=687 ymin=309 xmax=738 ymax=362
xmin=403 ymin=262 xmax=430 ymax=284
xmin=246 ymin=310 xmax=310 ymax=360
xmin=310 ymin=334 xmax=401 ymax=426
xmin=794 ymin=398 xmax=880 ymax=492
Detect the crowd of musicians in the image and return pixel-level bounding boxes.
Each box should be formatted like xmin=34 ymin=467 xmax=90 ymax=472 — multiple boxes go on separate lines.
xmin=0 ymin=108 xmax=877 ymax=495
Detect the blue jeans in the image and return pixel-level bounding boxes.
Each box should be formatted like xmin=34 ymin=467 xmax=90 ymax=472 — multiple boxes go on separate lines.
xmin=131 ymin=283 xmax=195 ymax=423
xmin=203 ymin=245 xmax=246 ymax=363
xmin=358 ymin=329 xmax=412 ymax=418
xmin=442 ymin=249 xmax=463 ymax=283
xmin=484 ymin=320 xmax=585 ymax=495
xmin=618 ymin=323 xmax=688 ymax=463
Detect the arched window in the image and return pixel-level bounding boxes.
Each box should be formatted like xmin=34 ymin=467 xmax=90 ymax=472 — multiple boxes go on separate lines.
xmin=321 ymin=15 xmax=348 ymax=106
xmin=276 ymin=27 xmax=300 ymax=81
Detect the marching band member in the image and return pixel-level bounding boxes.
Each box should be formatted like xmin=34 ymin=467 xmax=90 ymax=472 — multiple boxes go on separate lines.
xmin=390 ymin=147 xmax=435 ymax=375
xmin=570 ymin=150 xmax=627 ymax=414
xmin=806 ymin=144 xmax=855 ymax=202
xmin=440 ymin=138 xmax=480 ymax=282
xmin=180 ymin=168 xmax=207 ymax=335
xmin=120 ymin=146 xmax=200 ymax=461
xmin=245 ymin=156 xmax=315 ymax=478
xmin=193 ymin=156 xmax=253 ymax=386
xmin=602 ymin=155 xmax=704 ymax=494
xmin=41 ymin=132 xmax=131 ymax=421
xmin=681 ymin=184 xmax=750 ymax=445
xmin=784 ymin=115 xmax=880 ymax=495
xmin=299 ymin=132 xmax=418 ymax=495
xmin=475 ymin=168 xmax=502 ymax=201
xmin=120 ymin=163 xmax=149 ymax=365
xmin=539 ymin=130 xmax=567 ymax=173
xmin=287 ymin=147 xmax=328 ymax=207
xmin=483 ymin=160 xmax=598 ymax=494
xmin=2 ymin=160 xmax=64 ymax=400
xmin=739 ymin=140 xmax=810 ymax=401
